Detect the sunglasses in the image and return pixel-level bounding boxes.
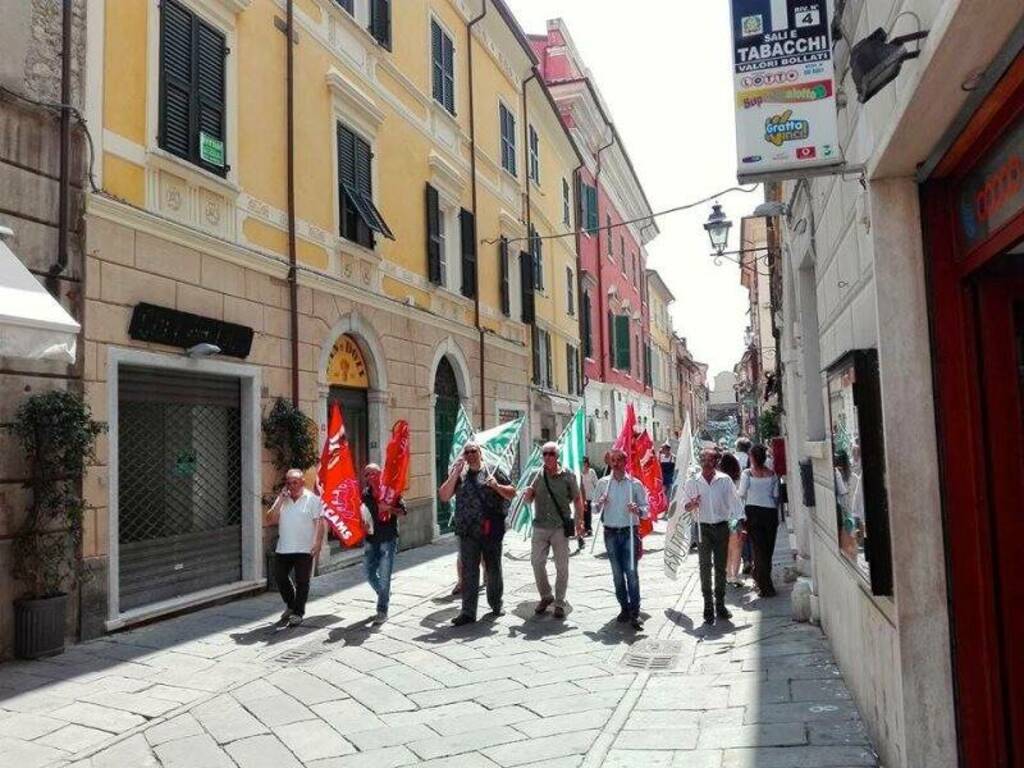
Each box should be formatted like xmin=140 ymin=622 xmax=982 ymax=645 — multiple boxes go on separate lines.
xmin=542 ymin=451 xmax=557 ymax=457
xmin=463 ymin=449 xmax=479 ymax=455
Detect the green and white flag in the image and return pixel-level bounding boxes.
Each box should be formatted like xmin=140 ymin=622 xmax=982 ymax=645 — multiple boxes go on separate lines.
xmin=447 ymin=403 xmax=475 ymax=471
xmin=477 ymin=415 xmax=525 ymax=476
xmin=508 ymin=406 xmax=586 ymax=537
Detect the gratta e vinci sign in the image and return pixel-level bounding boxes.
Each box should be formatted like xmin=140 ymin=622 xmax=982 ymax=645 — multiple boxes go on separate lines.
xmin=729 ymin=0 xmax=843 ymax=183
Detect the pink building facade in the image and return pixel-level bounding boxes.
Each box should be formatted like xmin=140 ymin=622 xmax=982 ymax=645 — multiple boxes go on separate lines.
xmin=530 ymin=20 xmax=658 ymax=453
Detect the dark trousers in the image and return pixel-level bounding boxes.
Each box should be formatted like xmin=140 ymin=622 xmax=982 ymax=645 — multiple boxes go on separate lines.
xmin=458 ymin=535 xmax=503 ymax=619
xmin=745 ymin=505 xmax=779 ymax=594
xmin=604 ymin=527 xmax=641 ymax=617
xmin=583 ymin=501 xmax=593 ymax=534
xmin=698 ymin=522 xmax=730 ymax=606
xmin=275 ymin=552 xmax=314 ymax=616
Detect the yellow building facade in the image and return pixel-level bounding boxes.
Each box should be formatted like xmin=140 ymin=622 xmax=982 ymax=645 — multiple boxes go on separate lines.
xmin=80 ymin=0 xmax=574 ymax=632
xmin=646 ymin=269 xmax=677 ymax=444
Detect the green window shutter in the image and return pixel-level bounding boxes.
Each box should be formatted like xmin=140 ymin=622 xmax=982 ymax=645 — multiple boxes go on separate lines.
xmin=442 ymin=31 xmax=454 ymax=114
xmin=499 ymin=238 xmax=510 ymax=316
xmin=159 ymin=0 xmax=193 ymax=161
xmin=608 ymin=310 xmax=615 ymax=363
xmin=425 ymin=184 xmax=442 ymax=285
xmin=459 ymin=208 xmax=476 ymax=298
xmin=587 ymin=185 xmax=599 ymax=233
xmin=196 ymin=20 xmax=226 ymax=174
xmin=582 ymin=292 xmax=592 ymax=358
xmin=431 ymin=22 xmax=443 ymax=103
xmin=519 ymin=250 xmax=535 ymax=324
xmin=566 ymin=266 xmax=574 ymax=315
xmin=607 ymin=216 xmax=612 ymax=254
xmin=615 ymin=315 xmax=631 ymax=370
xmin=562 ymin=178 xmax=570 ymax=226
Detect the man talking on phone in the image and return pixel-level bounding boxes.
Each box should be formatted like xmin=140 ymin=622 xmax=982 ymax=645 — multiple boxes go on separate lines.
xmin=265 ymin=469 xmax=325 ymax=627
xmin=682 ymin=449 xmax=743 ymax=625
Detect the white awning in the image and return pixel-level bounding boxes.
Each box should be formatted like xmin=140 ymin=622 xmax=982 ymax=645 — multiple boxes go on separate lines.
xmin=0 ymin=235 xmax=80 ymax=363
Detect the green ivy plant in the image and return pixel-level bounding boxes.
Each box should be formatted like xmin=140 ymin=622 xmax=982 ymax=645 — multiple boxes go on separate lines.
xmin=5 ymin=391 xmax=106 ymax=599
xmin=262 ymin=398 xmax=318 ymax=484
xmin=759 ymin=406 xmax=781 ymax=442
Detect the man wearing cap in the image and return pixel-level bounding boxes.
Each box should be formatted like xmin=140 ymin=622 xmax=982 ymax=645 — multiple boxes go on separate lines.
xmin=438 ymin=441 xmax=516 ymax=626
xmin=361 ymin=463 xmax=407 ymax=625
xmin=265 ymin=469 xmax=325 ymax=627
xmin=523 ymin=442 xmax=584 ymax=619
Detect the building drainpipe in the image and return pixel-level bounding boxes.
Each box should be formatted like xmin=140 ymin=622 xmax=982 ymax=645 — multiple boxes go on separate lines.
xmin=521 ymin=71 xmax=537 ymax=390
xmin=594 ymin=134 xmax=615 ymax=384
xmin=468 ymin=1 xmax=487 ymax=427
xmin=572 ymin=159 xmax=584 ymax=399
xmin=285 ymin=0 xmax=300 ymax=408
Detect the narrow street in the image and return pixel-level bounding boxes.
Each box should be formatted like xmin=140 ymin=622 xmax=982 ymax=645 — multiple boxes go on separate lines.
xmin=1 ymin=526 xmax=876 ymax=768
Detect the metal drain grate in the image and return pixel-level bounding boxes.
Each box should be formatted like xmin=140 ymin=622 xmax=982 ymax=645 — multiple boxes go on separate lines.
xmin=622 ymin=638 xmax=682 ymax=671
xmin=270 ymin=645 xmax=329 ymax=666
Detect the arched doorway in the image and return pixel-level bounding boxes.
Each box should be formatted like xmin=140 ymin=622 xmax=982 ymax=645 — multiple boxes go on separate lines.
xmin=434 ymin=357 xmax=460 ymax=535
xmin=326 ymin=332 xmax=369 ymax=495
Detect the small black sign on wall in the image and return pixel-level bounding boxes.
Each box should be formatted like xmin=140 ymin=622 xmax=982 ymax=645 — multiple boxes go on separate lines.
xmin=129 ymin=303 xmax=254 ymax=358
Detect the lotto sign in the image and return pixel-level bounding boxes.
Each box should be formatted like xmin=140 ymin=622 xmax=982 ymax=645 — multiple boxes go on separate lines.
xmin=730 ymin=0 xmax=842 ymax=182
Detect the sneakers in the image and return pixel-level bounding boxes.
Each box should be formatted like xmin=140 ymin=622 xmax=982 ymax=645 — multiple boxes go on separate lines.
xmin=630 ymin=617 xmax=644 ymax=631
xmin=279 ymin=608 xmax=293 ymax=624
xmin=372 ymin=611 xmax=388 ymax=625
xmin=715 ymin=604 xmax=733 ymax=621
xmin=450 ymin=613 xmax=476 ymax=627
xmin=489 ymin=603 xmax=505 ymax=617
xmin=553 ymin=606 xmax=566 ymax=619
xmin=535 ymin=597 xmax=554 ymax=615
xmin=286 ymin=613 xmax=304 ymax=628
xmin=615 ymin=610 xmax=630 ymax=623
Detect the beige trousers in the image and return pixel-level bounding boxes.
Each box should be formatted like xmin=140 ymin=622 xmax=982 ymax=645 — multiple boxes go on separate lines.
xmin=531 ymin=526 xmax=570 ymax=607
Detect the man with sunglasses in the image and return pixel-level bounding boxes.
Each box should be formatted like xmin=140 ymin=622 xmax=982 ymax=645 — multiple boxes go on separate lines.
xmin=523 ymin=442 xmax=584 ymax=619
xmin=265 ymin=469 xmax=326 ymax=627
xmin=593 ymin=449 xmax=649 ymax=630
xmin=438 ymin=442 xmax=516 ymax=626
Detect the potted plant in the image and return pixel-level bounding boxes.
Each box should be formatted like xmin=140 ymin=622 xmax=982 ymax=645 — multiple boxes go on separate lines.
xmin=6 ymin=390 xmax=105 ymax=659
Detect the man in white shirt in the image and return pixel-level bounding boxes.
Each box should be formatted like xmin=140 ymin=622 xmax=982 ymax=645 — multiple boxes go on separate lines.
xmin=593 ymin=449 xmax=649 ymax=631
xmin=683 ymin=449 xmax=743 ymax=624
xmin=265 ymin=469 xmax=325 ymax=627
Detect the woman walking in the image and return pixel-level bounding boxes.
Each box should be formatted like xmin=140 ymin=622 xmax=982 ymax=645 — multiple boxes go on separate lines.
xmin=718 ymin=453 xmax=746 ymax=587
xmin=738 ymin=444 xmax=780 ymax=597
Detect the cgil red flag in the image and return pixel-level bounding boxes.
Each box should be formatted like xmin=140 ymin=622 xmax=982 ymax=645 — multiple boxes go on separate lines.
xmin=378 ymin=420 xmax=410 ymax=512
xmin=613 ymin=402 xmax=637 ymax=459
xmin=317 ymin=402 xmax=364 ymax=548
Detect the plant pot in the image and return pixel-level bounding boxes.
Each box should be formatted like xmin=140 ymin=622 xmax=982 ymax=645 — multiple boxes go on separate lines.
xmin=14 ymin=593 xmax=68 ymax=659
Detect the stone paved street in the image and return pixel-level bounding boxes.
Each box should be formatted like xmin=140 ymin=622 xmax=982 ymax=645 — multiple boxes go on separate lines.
xmin=0 ymin=524 xmax=879 ymax=768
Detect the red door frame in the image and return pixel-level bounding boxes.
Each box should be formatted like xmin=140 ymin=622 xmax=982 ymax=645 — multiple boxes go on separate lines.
xmin=922 ymin=52 xmax=1024 ymax=768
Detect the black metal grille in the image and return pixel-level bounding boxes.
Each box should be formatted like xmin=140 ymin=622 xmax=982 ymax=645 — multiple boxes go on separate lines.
xmin=118 ymin=367 xmax=242 ymax=611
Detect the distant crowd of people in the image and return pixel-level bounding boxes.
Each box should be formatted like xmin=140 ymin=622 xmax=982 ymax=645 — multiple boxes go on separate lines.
xmin=264 ymin=436 xmax=781 ymax=634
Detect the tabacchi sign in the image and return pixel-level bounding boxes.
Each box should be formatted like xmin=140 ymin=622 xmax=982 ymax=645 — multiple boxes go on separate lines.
xmin=730 ymin=0 xmax=842 ymax=182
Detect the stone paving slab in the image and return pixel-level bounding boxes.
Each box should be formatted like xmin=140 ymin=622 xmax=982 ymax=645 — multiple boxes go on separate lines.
xmin=0 ymin=527 xmax=879 ymax=767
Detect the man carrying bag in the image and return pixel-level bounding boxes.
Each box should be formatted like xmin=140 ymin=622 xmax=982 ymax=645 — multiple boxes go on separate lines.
xmin=523 ymin=442 xmax=584 ymax=619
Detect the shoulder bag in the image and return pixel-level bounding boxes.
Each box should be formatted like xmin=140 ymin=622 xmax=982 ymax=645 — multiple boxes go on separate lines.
xmin=542 ymin=471 xmax=576 ymax=539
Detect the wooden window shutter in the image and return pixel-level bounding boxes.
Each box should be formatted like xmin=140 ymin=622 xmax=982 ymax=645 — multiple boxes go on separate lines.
xmin=431 ymin=22 xmax=444 ymax=104
xmin=519 ymin=250 xmax=535 ymax=324
xmin=159 ymin=0 xmax=193 ymax=161
xmin=195 ymin=19 xmax=226 ymax=174
xmin=615 ymin=315 xmax=631 ymax=371
xmin=608 ymin=310 xmax=615 ymax=363
xmin=499 ymin=238 xmax=510 ymax=317
xmin=544 ymin=332 xmax=553 ymax=388
xmin=425 ymin=184 xmax=442 ymax=285
xmin=459 ymin=208 xmax=476 ymax=298
xmin=582 ymin=292 xmax=592 ymax=358
xmin=443 ymin=33 xmax=455 ymax=114
xmin=370 ymin=0 xmax=391 ymax=49
xmin=531 ymin=326 xmax=541 ymax=385
xmin=566 ymin=266 xmax=574 ymax=315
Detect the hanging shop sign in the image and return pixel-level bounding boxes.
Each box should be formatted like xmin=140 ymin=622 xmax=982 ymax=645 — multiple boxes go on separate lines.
xmin=729 ymin=0 xmax=843 ymax=182
xmin=128 ymin=303 xmax=254 ymax=358
xmin=956 ymin=112 xmax=1024 ymax=251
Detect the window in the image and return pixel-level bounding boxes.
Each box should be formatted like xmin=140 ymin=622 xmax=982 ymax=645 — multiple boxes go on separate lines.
xmin=437 ymin=210 xmax=447 ymax=285
xmin=612 ymin=315 xmax=631 ymax=370
xmin=581 ymin=183 xmax=598 ymax=233
xmin=644 ymin=343 xmax=652 ymax=387
xmin=338 ymin=123 xmax=393 ymax=248
xmin=528 ymin=125 xmax=540 ymax=183
xmin=562 ymin=178 xmax=571 ymax=226
xmin=566 ymin=343 xmax=579 ymax=394
xmin=500 ymin=103 xmax=517 ymax=176
xmin=431 ymin=20 xmax=455 ymax=115
xmin=519 ymin=249 xmax=535 ymax=324
xmin=499 ymin=238 xmax=510 ymax=317
xmin=565 ymin=267 xmax=575 ymax=315
xmin=582 ymin=291 xmax=592 ymax=358
xmin=607 ymin=216 xmax=613 ymax=255
xmin=532 ymin=327 xmax=552 ymax=387
xmin=459 ymin=208 xmax=476 ymax=299
xmin=529 ymin=224 xmax=543 ymax=291
xmin=369 ymin=0 xmax=391 ymax=49
xmin=159 ymin=0 xmax=227 ymax=176
xmin=544 ymin=330 xmax=553 ymax=388
xmin=335 ymin=0 xmax=353 ymax=12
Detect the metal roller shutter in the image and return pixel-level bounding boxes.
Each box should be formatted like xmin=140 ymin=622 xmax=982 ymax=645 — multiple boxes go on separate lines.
xmin=118 ymin=367 xmax=242 ymax=612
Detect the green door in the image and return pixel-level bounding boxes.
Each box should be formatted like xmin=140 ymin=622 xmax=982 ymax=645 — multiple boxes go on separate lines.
xmin=434 ymin=358 xmax=459 ymax=535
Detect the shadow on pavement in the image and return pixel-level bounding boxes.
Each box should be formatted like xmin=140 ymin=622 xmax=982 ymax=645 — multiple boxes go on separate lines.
xmin=324 ymin=617 xmax=378 ymax=647
xmin=228 ymin=614 xmax=344 ymax=647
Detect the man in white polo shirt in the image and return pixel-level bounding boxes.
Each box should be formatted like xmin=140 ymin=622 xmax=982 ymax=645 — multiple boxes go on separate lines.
xmin=265 ymin=469 xmax=325 ymax=627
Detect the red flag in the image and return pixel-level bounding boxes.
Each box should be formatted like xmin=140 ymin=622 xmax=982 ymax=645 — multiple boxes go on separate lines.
xmin=317 ymin=402 xmax=364 ymax=547
xmin=631 ymin=430 xmax=652 ymax=480
xmin=613 ymin=403 xmax=636 ymax=459
xmin=641 ymin=451 xmax=668 ymax=521
xmin=378 ymin=420 xmax=410 ymax=510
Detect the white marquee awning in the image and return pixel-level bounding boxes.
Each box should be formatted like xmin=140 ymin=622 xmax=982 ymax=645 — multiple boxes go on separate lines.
xmin=0 ymin=234 xmax=80 ymax=363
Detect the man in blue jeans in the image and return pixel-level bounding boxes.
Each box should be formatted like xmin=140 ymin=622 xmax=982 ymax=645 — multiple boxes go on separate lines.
xmin=593 ymin=449 xmax=649 ymax=631
xmin=360 ymin=463 xmax=406 ymax=625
